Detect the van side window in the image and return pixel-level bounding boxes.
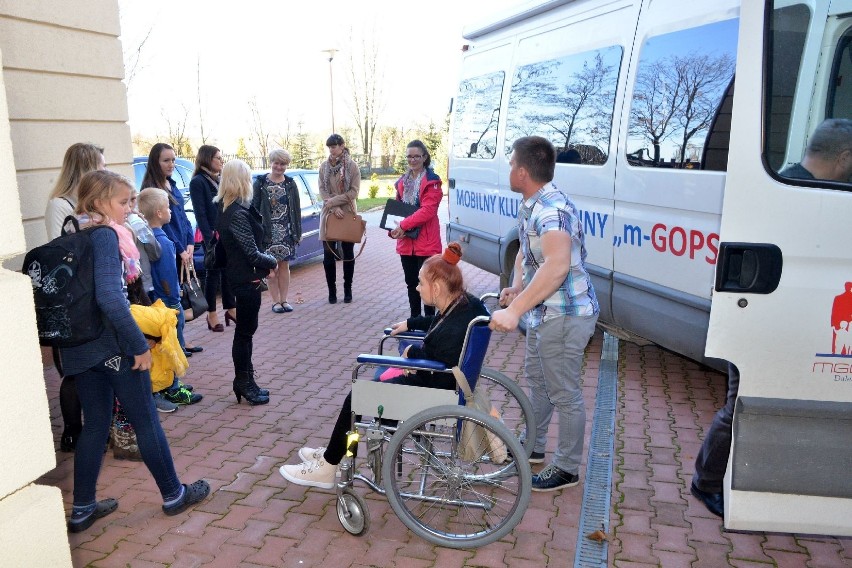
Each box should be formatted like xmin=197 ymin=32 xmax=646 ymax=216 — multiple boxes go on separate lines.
xmin=764 ymin=4 xmax=811 ymax=173
xmin=767 ymin=2 xmax=852 ymax=188
xmin=626 ymin=18 xmax=739 ymax=170
xmin=451 ymin=72 xmax=504 ymax=159
xmin=504 ymin=46 xmax=622 ymax=165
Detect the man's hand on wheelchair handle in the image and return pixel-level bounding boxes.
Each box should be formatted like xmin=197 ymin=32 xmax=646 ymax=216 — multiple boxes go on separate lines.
xmin=489 ymin=308 xmax=520 ymax=333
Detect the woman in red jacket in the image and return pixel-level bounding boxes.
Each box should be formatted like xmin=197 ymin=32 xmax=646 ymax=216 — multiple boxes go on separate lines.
xmin=389 ymin=140 xmax=443 ymax=317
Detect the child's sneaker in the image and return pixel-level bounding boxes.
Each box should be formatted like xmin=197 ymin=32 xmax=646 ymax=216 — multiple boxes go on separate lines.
xmin=153 ymin=392 xmax=178 ymax=413
xmin=162 ymin=386 xmax=202 ymax=405
xmin=177 ymin=380 xmax=193 ymax=392
xmin=279 ymin=458 xmax=336 ymax=489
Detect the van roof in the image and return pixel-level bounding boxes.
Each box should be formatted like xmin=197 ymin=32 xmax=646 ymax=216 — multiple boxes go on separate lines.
xmin=462 ymin=0 xmax=574 ymax=40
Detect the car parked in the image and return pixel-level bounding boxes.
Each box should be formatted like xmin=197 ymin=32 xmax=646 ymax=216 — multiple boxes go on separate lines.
xmin=131 ymin=158 xmax=324 ymax=277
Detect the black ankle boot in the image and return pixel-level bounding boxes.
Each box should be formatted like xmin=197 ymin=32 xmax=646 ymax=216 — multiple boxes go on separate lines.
xmin=343 ymin=285 xmax=352 ymax=303
xmin=329 ymin=290 xmax=337 ymax=304
xmin=60 ymin=427 xmax=82 ymax=452
xmin=247 ymin=366 xmax=269 ymax=396
xmin=233 ymin=372 xmax=269 ymax=405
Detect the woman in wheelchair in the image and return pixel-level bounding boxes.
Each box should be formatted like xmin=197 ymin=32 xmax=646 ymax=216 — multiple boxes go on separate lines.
xmin=280 ymin=242 xmax=489 ymax=488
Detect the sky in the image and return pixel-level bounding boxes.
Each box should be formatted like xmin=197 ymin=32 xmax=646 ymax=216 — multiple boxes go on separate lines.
xmin=118 ymin=0 xmax=528 ymax=154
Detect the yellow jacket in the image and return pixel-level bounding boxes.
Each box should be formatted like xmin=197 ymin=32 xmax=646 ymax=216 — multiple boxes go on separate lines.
xmin=130 ymin=299 xmax=189 ymax=391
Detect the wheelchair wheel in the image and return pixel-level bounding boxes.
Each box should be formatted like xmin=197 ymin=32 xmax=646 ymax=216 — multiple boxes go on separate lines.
xmin=383 ymin=405 xmax=531 ymax=548
xmin=337 ymin=488 xmax=370 ymax=536
xmin=478 ymin=368 xmax=536 ymax=459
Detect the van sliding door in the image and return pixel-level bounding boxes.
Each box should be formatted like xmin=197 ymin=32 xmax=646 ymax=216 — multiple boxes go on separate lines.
xmin=613 ymin=0 xmax=739 ymax=365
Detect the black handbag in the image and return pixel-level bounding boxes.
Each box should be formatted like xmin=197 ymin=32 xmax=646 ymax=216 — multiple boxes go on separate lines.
xmin=203 ymin=233 xmax=226 ymax=270
xmin=180 ymin=262 xmax=208 ymax=320
xmin=380 ymin=199 xmax=420 ymax=239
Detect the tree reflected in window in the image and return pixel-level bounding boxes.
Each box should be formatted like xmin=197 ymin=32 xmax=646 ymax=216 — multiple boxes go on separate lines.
xmin=451 ymin=72 xmax=504 ymax=159
xmin=505 ymin=47 xmax=622 ymax=165
xmin=627 ymin=19 xmax=738 ymax=170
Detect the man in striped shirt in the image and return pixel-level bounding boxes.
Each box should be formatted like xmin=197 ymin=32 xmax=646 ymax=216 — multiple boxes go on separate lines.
xmin=490 ymin=136 xmax=599 ymax=492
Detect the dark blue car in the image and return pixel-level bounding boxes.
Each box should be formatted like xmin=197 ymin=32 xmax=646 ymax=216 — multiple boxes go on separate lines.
xmin=132 ymin=158 xmax=324 ymax=276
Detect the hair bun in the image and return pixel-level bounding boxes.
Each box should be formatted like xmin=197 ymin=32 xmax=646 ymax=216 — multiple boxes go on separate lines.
xmin=442 ymin=242 xmax=463 ymax=265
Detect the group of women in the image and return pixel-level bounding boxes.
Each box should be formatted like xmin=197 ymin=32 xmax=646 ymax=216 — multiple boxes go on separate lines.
xmin=43 ymin=132 xmax=447 ymax=531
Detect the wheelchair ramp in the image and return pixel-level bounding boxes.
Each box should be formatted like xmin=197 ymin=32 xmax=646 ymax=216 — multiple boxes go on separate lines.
xmin=574 ymin=332 xmax=618 ymax=568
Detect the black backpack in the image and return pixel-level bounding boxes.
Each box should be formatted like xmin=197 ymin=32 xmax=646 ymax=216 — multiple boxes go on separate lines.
xmin=23 ymin=217 xmax=115 ymax=347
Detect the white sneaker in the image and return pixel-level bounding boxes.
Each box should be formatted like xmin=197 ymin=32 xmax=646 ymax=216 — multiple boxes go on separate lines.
xmin=279 ymin=459 xmax=336 ymax=489
xmin=298 ymin=446 xmax=326 ymax=462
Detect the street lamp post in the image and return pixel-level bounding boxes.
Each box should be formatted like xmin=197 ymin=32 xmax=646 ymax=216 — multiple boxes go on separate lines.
xmin=322 ymin=48 xmax=338 ymax=133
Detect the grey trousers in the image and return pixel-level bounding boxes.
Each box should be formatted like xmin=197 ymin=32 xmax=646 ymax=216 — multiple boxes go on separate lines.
xmin=692 ymin=363 xmax=739 ymax=493
xmin=525 ymin=313 xmax=598 ymax=474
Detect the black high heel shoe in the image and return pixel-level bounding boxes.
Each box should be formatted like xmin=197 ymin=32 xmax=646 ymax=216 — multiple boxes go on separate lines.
xmin=207 ymin=314 xmax=224 ymax=332
xmin=224 ymin=311 xmax=237 ymax=327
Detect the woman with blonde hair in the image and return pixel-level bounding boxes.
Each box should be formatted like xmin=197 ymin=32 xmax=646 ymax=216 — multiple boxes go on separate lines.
xmin=214 ymin=160 xmax=277 ymax=405
xmin=45 ymin=142 xmax=105 ymax=240
xmin=252 ymin=148 xmax=302 ymax=313
xmin=44 ymin=142 xmax=105 ymax=453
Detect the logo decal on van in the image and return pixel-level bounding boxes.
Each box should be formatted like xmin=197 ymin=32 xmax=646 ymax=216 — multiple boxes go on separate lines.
xmin=812 ymin=282 xmax=852 ymax=382
xmin=830 ymin=282 xmax=852 ymax=356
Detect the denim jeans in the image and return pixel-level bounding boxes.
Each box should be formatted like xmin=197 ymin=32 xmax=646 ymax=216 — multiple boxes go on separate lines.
xmin=73 ymin=356 xmax=182 ymax=506
xmin=525 ymin=313 xmax=598 ymax=474
xmin=231 ymin=282 xmax=262 ymax=373
xmin=693 ymin=363 xmax=739 ymax=493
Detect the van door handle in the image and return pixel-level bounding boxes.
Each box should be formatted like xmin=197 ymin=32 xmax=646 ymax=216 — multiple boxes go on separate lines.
xmin=715 ymin=242 xmax=783 ymax=294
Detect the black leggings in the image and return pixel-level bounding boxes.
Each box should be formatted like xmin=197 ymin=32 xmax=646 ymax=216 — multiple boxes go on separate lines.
xmin=204 ymin=267 xmax=235 ymax=312
xmin=400 ymin=254 xmax=436 ymax=318
xmin=231 ymin=283 xmax=261 ymax=374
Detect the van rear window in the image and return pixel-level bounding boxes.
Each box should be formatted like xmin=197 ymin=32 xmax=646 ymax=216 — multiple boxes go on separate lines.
xmin=504 ymin=46 xmax=622 ymax=166
xmin=451 ymin=72 xmax=505 ymax=159
xmin=626 ymin=18 xmax=739 ymax=171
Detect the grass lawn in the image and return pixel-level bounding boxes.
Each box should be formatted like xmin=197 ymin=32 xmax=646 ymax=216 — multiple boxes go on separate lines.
xmin=356 ymin=174 xmax=397 ymax=211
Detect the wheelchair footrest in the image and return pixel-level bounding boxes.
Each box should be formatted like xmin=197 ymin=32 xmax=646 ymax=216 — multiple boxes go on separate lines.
xmin=356 ymin=354 xmax=447 ymax=372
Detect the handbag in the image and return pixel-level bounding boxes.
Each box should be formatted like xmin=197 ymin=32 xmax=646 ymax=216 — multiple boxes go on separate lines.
xmin=180 ymin=262 xmax=209 ymax=320
xmin=323 ymin=212 xmax=368 ymax=262
xmin=380 ymin=199 xmax=420 ymax=239
xmin=203 ymin=232 xmax=226 ymax=270
xmin=452 ymin=367 xmax=508 ymax=464
xmin=324 ymin=212 xmax=367 ymax=243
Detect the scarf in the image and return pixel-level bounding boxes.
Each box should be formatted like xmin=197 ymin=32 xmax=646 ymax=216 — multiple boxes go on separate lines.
xmin=402 ymin=169 xmax=425 ymax=205
xmin=323 ymin=149 xmax=352 ymax=196
xmin=201 ymin=167 xmax=220 ymax=191
xmin=78 ymin=213 xmax=141 ymax=283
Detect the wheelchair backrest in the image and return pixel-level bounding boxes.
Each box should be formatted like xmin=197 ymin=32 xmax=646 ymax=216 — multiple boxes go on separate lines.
xmin=456 ymin=315 xmax=492 ymax=404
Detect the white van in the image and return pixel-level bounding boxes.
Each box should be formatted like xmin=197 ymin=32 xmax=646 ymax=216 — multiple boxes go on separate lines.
xmin=448 ymin=0 xmax=852 ymax=536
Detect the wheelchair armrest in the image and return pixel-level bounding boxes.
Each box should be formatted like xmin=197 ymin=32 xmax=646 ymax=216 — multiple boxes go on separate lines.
xmin=382 ymin=328 xmax=427 ymax=339
xmin=356 ymin=353 xmax=448 ymax=373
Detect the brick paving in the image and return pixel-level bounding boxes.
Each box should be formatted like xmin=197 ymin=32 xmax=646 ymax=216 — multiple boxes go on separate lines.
xmin=36 ymin=199 xmax=852 ymax=567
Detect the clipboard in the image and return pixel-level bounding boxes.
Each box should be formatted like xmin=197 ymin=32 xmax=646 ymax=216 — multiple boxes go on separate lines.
xmin=380 ymin=199 xmax=419 ymax=232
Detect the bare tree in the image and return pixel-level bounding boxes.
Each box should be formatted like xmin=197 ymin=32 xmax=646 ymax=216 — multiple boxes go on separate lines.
xmin=673 ymin=53 xmax=735 ymax=164
xmin=629 ymin=51 xmax=734 ymax=165
xmin=248 ymin=97 xmax=271 ymax=164
xmin=345 ymin=27 xmax=385 ymax=165
xmin=196 ymin=56 xmax=209 ymax=144
xmin=162 ymin=105 xmax=192 ymax=157
xmin=629 ymin=60 xmax=683 ymax=164
xmin=274 ymin=115 xmax=294 ymax=152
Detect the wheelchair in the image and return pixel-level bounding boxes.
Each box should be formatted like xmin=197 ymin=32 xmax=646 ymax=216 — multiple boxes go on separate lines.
xmin=333 ymin=295 xmax=536 ymax=549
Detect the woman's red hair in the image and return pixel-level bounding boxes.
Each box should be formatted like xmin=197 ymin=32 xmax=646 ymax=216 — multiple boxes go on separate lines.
xmin=421 ymin=242 xmax=465 ymax=297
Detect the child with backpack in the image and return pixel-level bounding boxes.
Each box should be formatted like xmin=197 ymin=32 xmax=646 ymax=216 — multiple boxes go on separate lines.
xmin=138 ymin=187 xmax=202 ymax=406
xmin=62 ymin=170 xmax=208 ymax=532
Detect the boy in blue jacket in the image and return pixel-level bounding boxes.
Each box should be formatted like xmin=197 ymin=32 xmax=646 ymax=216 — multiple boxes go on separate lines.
xmin=138 ymin=188 xmax=201 ymax=405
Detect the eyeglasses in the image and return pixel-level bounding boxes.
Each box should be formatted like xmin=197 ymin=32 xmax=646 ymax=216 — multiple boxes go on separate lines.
xmin=406 ymin=155 xmax=423 ymax=160
xmin=214 ymin=155 xmax=224 ymax=161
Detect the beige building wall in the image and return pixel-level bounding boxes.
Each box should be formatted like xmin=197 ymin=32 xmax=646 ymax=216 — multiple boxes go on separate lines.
xmin=0 ymin=1 xmax=133 ymax=565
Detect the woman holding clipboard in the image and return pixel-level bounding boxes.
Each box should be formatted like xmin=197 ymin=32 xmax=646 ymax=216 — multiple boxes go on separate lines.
xmin=387 ymin=139 xmax=443 ymax=317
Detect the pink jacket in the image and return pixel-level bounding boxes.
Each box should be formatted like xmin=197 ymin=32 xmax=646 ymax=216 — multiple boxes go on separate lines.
xmin=392 ymin=169 xmax=443 ymax=257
